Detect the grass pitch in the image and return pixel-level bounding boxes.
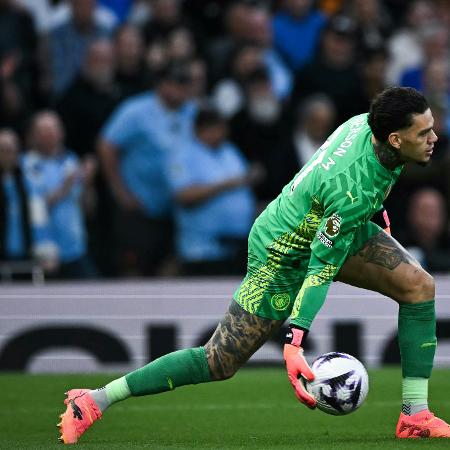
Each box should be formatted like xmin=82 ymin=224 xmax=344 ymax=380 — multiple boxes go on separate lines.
xmin=1 ymin=367 xmax=449 ymax=449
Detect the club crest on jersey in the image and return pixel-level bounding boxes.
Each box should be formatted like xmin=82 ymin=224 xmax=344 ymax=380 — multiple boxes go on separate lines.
xmin=270 ymin=293 xmax=290 ymax=311
xmin=324 ymin=214 xmax=342 ymax=238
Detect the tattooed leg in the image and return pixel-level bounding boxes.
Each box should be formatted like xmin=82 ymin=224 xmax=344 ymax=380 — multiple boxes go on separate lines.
xmin=336 ymin=231 xmax=434 ymax=303
xmin=204 ymin=301 xmax=283 ymax=381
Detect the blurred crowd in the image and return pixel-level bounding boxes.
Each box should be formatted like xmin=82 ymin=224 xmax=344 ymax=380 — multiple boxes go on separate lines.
xmin=0 ymin=0 xmax=449 ymax=280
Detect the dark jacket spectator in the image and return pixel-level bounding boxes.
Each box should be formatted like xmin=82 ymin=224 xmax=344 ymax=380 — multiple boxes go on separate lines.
xmin=229 ymin=68 xmax=286 ymax=202
xmin=291 ymin=15 xmax=364 ymax=125
xmin=48 ymin=0 xmax=113 ymax=97
xmin=56 ymin=39 xmax=122 ymax=157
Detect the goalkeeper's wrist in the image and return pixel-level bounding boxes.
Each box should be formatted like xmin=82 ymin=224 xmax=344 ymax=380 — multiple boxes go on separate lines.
xmin=285 ymin=325 xmax=309 ymax=347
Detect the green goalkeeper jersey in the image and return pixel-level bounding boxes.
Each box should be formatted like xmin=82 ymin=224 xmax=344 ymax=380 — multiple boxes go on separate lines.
xmin=245 ymin=113 xmax=403 ymax=327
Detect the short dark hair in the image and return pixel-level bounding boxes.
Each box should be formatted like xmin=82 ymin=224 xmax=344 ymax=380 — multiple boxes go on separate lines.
xmin=195 ymin=107 xmax=226 ymax=131
xmin=368 ymin=87 xmax=429 ymax=142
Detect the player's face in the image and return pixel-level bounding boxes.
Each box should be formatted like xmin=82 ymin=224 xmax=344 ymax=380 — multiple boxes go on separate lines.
xmin=396 ymin=109 xmax=438 ymax=164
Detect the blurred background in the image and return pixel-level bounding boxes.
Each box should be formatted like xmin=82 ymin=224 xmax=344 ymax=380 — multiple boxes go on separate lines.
xmin=0 ymin=0 xmax=449 ymax=281
xmin=0 ymin=0 xmax=449 ymax=373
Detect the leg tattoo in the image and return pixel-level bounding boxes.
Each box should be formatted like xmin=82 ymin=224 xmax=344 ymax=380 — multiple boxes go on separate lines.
xmin=204 ymin=301 xmax=283 ymax=381
xmin=358 ymin=232 xmax=417 ymax=270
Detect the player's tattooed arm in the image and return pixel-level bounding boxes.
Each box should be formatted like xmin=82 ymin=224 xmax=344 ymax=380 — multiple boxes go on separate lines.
xmin=204 ymin=301 xmax=282 ymax=380
xmin=358 ymin=231 xmax=417 ymax=270
xmin=373 ymin=141 xmax=403 ymax=170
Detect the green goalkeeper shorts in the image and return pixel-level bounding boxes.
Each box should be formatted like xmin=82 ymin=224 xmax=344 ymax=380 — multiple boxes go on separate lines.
xmin=233 ymin=221 xmax=382 ymax=321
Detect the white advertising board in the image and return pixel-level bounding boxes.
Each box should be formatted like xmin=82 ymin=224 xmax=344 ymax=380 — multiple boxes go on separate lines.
xmin=0 ymin=278 xmax=449 ymax=372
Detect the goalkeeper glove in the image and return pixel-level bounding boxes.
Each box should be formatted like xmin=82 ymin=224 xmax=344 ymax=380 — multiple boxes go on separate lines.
xmin=283 ymin=326 xmax=317 ymax=409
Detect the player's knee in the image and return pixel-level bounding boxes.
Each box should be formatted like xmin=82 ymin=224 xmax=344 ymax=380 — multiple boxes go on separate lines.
xmin=204 ymin=346 xmax=240 ymax=381
xmin=396 ymin=268 xmax=435 ymax=303
xmin=208 ymin=361 xmax=239 ymax=381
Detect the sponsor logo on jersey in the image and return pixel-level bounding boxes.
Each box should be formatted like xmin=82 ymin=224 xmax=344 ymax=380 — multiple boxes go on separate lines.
xmin=324 ymin=214 xmax=341 ymax=238
xmin=317 ymin=232 xmax=333 ymax=248
xmin=270 ymin=293 xmax=290 ymax=311
xmin=346 ymin=191 xmax=358 ymax=204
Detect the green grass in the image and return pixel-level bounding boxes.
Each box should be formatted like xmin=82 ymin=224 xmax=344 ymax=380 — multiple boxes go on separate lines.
xmin=1 ymin=368 xmax=450 ymax=449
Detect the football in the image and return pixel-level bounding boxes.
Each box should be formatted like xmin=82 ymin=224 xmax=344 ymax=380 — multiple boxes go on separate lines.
xmin=304 ymin=352 xmax=369 ymax=415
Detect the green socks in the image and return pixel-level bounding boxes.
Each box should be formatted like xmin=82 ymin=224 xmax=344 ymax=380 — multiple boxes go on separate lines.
xmin=398 ymin=300 xmax=436 ymax=378
xmin=125 ymin=347 xmax=211 ymax=396
xmin=398 ymin=300 xmax=436 ymax=415
xmin=90 ymin=347 xmax=211 ymax=412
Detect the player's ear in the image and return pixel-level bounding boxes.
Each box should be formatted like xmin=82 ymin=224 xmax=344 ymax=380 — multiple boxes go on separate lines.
xmin=388 ymin=132 xmax=401 ymax=150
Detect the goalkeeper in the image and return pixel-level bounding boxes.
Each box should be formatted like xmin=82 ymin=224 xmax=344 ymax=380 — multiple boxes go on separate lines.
xmin=58 ymin=87 xmax=450 ymax=443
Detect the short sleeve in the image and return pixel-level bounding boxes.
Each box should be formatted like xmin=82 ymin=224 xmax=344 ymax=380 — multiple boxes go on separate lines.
xmin=101 ymin=101 xmax=140 ymax=150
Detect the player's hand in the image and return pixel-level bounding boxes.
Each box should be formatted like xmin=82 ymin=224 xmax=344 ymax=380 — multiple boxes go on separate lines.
xmin=283 ymin=327 xmax=317 ymax=409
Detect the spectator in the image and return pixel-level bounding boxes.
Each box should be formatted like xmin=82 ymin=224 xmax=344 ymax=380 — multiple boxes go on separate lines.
xmin=347 ymin=0 xmax=393 ymax=55
xmin=208 ymin=1 xmax=293 ymax=100
xmin=166 ymin=26 xmax=197 ymax=62
xmin=98 ymin=61 xmax=196 ymax=276
xmin=182 ymin=0 xmax=227 ymax=42
xmin=386 ymin=0 xmax=436 ymax=85
xmin=0 ymin=0 xmax=39 ymax=131
xmin=167 ymin=107 xmax=256 ymax=276
xmin=291 ymin=14 xmax=364 ymax=125
xmin=402 ymin=188 xmax=450 ymax=273
xmin=141 ymin=0 xmax=188 ymax=45
xmin=17 ymin=0 xmax=118 ymax=34
xmin=144 ymin=26 xmax=200 ymax=86
xmin=23 ymin=111 xmax=97 ymax=279
xmin=212 ymin=42 xmax=265 ymax=118
xmin=56 ymin=38 xmax=123 ymax=275
xmin=272 ymin=0 xmax=326 ymax=72
xmin=244 ymin=4 xmax=293 ymax=101
xmin=423 ymin=60 xmax=450 ymax=138
xmin=47 ymin=0 xmax=114 ymax=97
xmin=208 ymin=2 xmax=259 ymax=82
xmin=354 ymin=46 xmax=389 ymax=113
xmin=57 ymin=39 xmax=121 ymax=158
xmin=400 ymin=23 xmax=449 ymax=92
xmin=127 ymin=0 xmax=152 ymax=26
xmin=0 ymin=128 xmax=56 ymax=268
xmin=230 ymin=68 xmax=285 ymax=203
xmin=271 ymin=94 xmax=336 ymax=194
xmin=113 ymin=25 xmax=150 ymax=98
xmin=0 ymin=0 xmax=38 ymax=89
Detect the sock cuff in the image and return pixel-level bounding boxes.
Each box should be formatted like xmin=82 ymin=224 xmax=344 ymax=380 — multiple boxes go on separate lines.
xmin=106 ymin=376 xmax=131 ymax=403
xmin=191 ymin=347 xmax=212 ymax=383
xmin=399 ymin=300 xmax=435 ymax=319
xmin=402 ymin=377 xmax=428 ymax=403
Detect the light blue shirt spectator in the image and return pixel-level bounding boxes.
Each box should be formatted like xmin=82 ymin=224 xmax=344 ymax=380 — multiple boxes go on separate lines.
xmin=102 ymin=92 xmax=197 ymax=218
xmin=167 ymin=138 xmax=255 ymax=262
xmin=273 ymin=10 xmax=326 ymax=71
xmin=49 ymin=19 xmax=112 ymax=95
xmin=23 ymin=151 xmax=86 ymax=263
